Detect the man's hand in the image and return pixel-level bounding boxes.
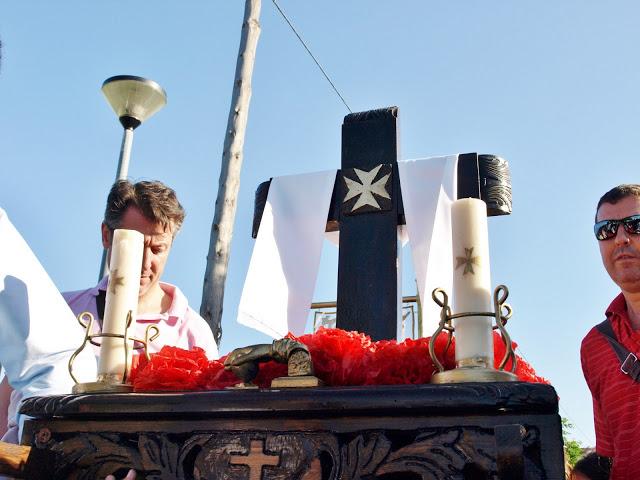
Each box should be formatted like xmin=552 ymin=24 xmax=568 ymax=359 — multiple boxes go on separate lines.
xmin=105 ymin=469 xmax=136 ymax=480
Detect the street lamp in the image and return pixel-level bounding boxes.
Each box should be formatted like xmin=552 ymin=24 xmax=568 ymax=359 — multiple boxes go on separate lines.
xmin=102 ymin=75 xmax=167 ymax=181
xmin=98 ymin=75 xmax=167 ymax=279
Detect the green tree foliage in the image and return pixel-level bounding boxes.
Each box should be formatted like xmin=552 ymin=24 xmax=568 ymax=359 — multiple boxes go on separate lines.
xmin=562 ymin=417 xmax=584 ymax=467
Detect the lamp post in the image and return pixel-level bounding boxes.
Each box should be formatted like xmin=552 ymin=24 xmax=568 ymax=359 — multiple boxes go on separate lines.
xmin=98 ymin=75 xmax=167 ymax=280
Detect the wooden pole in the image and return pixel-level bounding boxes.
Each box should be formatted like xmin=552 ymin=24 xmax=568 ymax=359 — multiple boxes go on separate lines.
xmin=200 ymin=0 xmax=262 ymax=345
xmin=0 ymin=441 xmax=29 ymax=477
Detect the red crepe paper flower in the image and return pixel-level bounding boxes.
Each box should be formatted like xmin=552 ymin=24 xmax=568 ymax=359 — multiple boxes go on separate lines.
xmin=252 ymin=360 xmax=289 ymax=388
xmin=297 ymin=328 xmax=374 ymax=386
xmin=492 ymin=332 xmax=549 ymax=384
xmin=198 ymin=358 xmax=240 ymax=390
xmin=132 ymin=328 xmax=548 ymax=392
xmin=128 ymin=353 xmax=147 ymax=384
xmin=365 ymin=333 xmax=457 ymax=385
xmin=132 ymin=346 xmax=209 ymax=391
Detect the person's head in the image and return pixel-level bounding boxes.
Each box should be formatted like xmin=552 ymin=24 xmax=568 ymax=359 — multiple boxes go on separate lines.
xmin=570 ymin=452 xmax=610 ymax=480
xmin=595 ymin=184 xmax=640 ymax=295
xmin=101 ymin=180 xmax=185 ymax=299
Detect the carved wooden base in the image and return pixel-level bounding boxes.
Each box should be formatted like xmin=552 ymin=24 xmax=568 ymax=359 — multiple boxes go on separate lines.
xmin=20 ymin=383 xmax=564 ymax=479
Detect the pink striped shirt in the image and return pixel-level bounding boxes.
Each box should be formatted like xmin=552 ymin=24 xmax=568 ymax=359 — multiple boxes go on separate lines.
xmin=63 ymin=277 xmax=219 ymax=360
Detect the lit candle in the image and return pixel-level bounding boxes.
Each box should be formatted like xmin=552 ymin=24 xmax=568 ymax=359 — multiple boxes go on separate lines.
xmin=97 ymin=229 xmax=144 ymax=382
xmin=451 ymin=198 xmax=493 ymax=369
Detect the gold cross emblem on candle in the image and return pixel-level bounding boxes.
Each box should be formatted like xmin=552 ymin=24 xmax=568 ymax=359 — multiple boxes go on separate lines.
xmin=109 ymin=269 xmax=126 ymax=294
xmin=456 ymin=247 xmax=480 ymax=275
xmin=229 ymin=439 xmax=280 ymax=479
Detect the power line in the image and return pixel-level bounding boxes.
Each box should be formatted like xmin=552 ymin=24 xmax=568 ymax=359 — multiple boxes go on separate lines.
xmin=271 ymin=0 xmax=353 ymax=113
xmin=516 ymin=346 xmax=594 ymax=446
xmin=558 ymin=402 xmax=595 ymax=446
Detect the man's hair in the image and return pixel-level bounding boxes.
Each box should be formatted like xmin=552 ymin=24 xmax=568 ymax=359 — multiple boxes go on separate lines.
xmin=104 ymin=180 xmax=185 ymax=233
xmin=571 ymin=452 xmax=610 ymax=480
xmin=596 ymin=184 xmax=640 ymax=221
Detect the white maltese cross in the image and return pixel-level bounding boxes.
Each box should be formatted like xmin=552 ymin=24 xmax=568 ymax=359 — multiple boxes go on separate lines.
xmin=343 ymin=164 xmax=391 ymax=212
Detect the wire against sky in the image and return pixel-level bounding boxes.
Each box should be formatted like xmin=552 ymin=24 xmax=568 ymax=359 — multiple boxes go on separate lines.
xmin=517 ymin=347 xmax=594 ymax=445
xmin=271 ymin=0 xmax=352 ymax=113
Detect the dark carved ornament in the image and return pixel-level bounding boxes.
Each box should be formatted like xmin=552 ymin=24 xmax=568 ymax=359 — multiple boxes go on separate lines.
xmin=20 ymin=384 xmax=563 ymax=478
xmin=478 ymin=154 xmax=512 ymax=216
xmin=36 ymin=426 xmax=545 ymax=479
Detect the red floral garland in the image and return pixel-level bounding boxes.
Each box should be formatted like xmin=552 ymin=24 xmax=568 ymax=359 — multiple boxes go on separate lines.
xmin=131 ymin=328 xmax=548 ymax=392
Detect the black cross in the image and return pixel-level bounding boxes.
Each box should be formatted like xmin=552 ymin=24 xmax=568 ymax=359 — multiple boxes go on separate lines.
xmin=252 ymin=107 xmax=511 ymax=341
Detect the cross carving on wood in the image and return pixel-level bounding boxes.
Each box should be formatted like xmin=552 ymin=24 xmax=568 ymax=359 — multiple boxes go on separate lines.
xmin=229 ymin=439 xmax=280 ymax=480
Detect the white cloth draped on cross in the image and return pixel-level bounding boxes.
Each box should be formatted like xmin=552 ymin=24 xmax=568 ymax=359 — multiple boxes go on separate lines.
xmin=237 ymin=155 xmax=458 ymax=338
xmin=0 ymin=208 xmax=97 ymax=441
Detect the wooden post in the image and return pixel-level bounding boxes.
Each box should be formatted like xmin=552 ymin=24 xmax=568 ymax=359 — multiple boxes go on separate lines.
xmin=201 ymin=0 xmax=262 ymax=345
xmin=336 ymin=107 xmax=400 ymax=340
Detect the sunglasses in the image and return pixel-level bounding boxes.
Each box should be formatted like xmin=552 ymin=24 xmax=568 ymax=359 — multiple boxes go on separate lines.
xmin=594 ymin=214 xmax=640 ymax=241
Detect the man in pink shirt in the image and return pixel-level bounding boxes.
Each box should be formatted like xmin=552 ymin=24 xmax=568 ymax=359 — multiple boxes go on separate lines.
xmin=64 ymin=278 xmax=217 ymax=358
xmin=64 ymin=179 xmax=219 ymax=360
xmin=1 ymin=180 xmax=218 ymax=446
xmin=83 ymin=179 xmax=216 ymax=480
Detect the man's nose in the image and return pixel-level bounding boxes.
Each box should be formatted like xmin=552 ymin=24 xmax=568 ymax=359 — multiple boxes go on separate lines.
xmin=142 ymin=248 xmax=153 ymax=271
xmin=614 ymin=225 xmax=631 ymax=245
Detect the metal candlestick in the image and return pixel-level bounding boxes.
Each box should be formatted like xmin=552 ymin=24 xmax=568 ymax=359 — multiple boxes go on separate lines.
xmin=428 ymin=285 xmax=518 ymax=383
xmin=68 ymin=311 xmax=159 ymax=394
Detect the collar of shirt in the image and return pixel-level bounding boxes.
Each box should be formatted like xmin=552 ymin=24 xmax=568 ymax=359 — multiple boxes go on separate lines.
xmin=606 ymin=292 xmax=640 ymax=354
xmin=95 ymin=276 xmax=188 ymax=327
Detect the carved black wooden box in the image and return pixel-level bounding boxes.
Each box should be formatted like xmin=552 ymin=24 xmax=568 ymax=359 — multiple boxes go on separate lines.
xmin=20 ymin=382 xmax=564 ymax=479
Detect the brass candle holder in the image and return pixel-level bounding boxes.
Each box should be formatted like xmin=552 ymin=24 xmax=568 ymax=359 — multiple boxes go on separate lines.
xmin=68 ymin=311 xmax=159 ymax=394
xmin=428 ymin=285 xmax=518 ymax=383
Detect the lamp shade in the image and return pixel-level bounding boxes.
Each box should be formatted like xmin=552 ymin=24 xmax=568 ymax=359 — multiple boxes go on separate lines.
xmin=101 ymin=75 xmax=167 ymax=128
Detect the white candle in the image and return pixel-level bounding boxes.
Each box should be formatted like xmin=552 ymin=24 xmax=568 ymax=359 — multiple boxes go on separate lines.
xmin=97 ymin=229 xmax=144 ymax=381
xmin=451 ymin=198 xmax=493 ymax=368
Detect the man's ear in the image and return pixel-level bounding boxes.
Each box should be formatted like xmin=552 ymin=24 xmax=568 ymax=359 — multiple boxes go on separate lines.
xmin=101 ymin=223 xmax=112 ymax=249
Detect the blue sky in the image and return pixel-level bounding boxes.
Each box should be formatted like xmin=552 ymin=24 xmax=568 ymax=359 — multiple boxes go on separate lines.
xmin=3 ymin=1 xmax=639 ymax=445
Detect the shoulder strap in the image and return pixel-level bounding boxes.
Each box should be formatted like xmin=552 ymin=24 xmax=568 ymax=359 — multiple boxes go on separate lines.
xmin=596 ymin=319 xmax=640 ymax=382
xmin=96 ymin=289 xmax=106 ymax=321
xmin=596 ymin=319 xmax=627 ymax=362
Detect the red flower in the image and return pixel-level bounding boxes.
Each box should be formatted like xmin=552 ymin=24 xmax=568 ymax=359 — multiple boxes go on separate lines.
xmin=253 ymin=360 xmax=289 ymax=388
xmin=132 ymin=328 xmax=548 ymax=391
xmin=198 ymin=359 xmax=240 ymax=390
xmin=132 ymin=346 xmax=209 ymax=392
xmin=492 ymin=332 xmax=549 ymax=384
xmin=298 ymin=328 xmax=374 ymax=385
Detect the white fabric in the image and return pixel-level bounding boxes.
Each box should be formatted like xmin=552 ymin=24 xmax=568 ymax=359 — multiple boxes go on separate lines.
xmin=0 ymin=208 xmax=97 ymax=441
xmin=397 ymin=155 xmax=458 ymax=336
xmin=1 ymin=388 xmax=20 ymax=444
xmin=239 ymin=157 xmax=458 ymax=340
xmin=238 ymin=171 xmax=336 ymax=338
xmin=396 ymin=235 xmax=404 ymax=341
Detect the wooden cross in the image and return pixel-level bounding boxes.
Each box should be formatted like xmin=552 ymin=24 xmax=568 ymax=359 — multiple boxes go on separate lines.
xmin=253 ymin=106 xmax=511 ymax=341
xmin=229 ymin=439 xmax=280 ymax=480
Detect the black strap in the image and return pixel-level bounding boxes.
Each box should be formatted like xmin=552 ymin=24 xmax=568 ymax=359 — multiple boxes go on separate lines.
xmin=596 ymin=319 xmax=640 ymax=382
xmin=96 ymin=289 xmax=106 ymax=321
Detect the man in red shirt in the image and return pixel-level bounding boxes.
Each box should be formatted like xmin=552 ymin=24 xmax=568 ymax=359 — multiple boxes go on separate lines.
xmin=581 ymin=184 xmax=640 ymax=479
